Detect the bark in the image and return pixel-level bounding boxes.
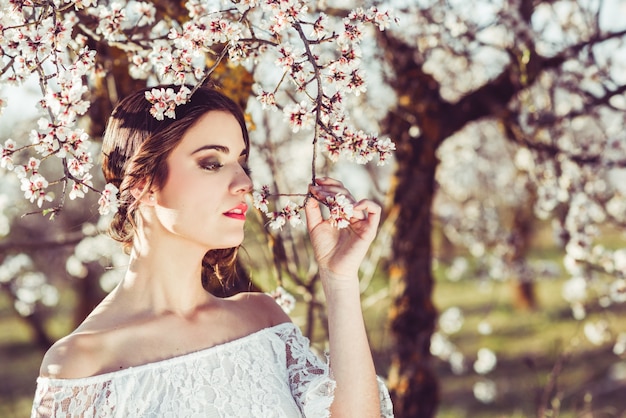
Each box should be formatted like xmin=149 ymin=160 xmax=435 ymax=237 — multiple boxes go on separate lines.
xmin=379 ymin=33 xmax=444 ymax=418
xmin=74 ymin=263 xmax=108 ymax=327
xmin=509 ymin=204 xmax=537 ymax=310
xmin=24 ymin=310 xmax=54 ymax=349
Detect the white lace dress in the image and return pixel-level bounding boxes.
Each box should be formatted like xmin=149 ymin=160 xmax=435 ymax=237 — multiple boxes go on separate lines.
xmin=31 ymin=322 xmax=394 ymax=417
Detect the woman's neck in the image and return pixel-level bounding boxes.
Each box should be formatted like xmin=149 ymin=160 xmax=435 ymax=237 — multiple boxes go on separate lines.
xmin=114 ymin=232 xmax=216 ymax=317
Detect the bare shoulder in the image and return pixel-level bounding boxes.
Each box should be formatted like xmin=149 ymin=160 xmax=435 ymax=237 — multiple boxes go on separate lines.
xmin=39 ymin=331 xmax=108 ymax=379
xmin=231 ymin=291 xmax=291 ymax=327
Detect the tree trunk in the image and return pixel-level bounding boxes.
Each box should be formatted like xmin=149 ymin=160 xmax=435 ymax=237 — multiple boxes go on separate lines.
xmin=24 ymin=310 xmax=54 ymax=349
xmin=385 ymin=156 xmax=439 ymax=418
xmin=379 ymin=33 xmax=443 ymax=418
xmin=508 ymin=204 xmax=537 ymax=310
xmin=379 ymin=25 xmax=532 ymax=414
xmin=74 ymin=263 xmax=108 ymax=327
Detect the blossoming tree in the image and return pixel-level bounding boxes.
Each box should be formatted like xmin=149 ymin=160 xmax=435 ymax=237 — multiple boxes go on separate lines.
xmin=379 ymin=0 xmax=626 ymax=415
xmin=0 ymin=0 xmax=394 ymax=217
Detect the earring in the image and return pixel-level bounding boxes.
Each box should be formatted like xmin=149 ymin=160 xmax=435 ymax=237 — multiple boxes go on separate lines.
xmin=149 ymin=194 xmax=155 ymax=201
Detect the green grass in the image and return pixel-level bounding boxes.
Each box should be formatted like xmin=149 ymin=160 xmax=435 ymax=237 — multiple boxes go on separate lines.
xmin=432 ymin=273 xmax=626 ymax=418
xmin=0 ymin=295 xmax=43 ymax=418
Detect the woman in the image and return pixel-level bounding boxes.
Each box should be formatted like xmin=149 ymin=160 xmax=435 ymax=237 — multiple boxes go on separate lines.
xmin=31 ymin=85 xmax=393 ymax=417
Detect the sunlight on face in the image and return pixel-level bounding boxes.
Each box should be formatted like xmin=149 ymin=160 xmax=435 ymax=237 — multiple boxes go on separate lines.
xmin=148 ymin=111 xmax=252 ymax=251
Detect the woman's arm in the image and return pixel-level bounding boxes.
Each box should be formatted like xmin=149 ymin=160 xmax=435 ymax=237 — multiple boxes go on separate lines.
xmin=305 ymin=177 xmax=382 ymax=417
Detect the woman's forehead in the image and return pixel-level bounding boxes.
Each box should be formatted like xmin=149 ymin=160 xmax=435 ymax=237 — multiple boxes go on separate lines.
xmin=176 ymin=111 xmax=246 ymax=155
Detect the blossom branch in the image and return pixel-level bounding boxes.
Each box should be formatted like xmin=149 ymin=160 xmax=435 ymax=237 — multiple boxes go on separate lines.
xmin=0 ymin=1 xmax=396 ymax=222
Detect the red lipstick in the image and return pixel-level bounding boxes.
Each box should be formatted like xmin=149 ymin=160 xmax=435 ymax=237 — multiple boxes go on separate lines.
xmin=224 ymin=203 xmax=248 ymax=221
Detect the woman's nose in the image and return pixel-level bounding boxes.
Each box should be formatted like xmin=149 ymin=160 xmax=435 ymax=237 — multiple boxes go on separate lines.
xmin=232 ymin=166 xmax=253 ymax=194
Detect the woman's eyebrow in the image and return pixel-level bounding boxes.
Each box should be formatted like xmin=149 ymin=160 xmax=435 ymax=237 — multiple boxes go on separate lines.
xmin=191 ymin=144 xmax=229 ymax=155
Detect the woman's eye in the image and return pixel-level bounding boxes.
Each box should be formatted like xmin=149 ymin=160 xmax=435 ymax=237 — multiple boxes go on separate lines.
xmin=199 ymin=160 xmax=223 ymax=171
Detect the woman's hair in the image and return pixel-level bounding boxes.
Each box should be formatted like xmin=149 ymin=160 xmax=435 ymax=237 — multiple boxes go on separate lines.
xmin=101 ymin=84 xmax=250 ymax=296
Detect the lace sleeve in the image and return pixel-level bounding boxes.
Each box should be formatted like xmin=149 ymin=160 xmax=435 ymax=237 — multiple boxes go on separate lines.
xmin=31 ymin=377 xmax=115 ymax=418
xmin=275 ymin=323 xmax=394 ymax=418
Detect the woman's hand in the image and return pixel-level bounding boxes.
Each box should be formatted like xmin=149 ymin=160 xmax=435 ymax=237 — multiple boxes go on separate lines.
xmin=305 ymin=177 xmax=383 ymax=417
xmin=304 ymin=177 xmax=381 ymax=280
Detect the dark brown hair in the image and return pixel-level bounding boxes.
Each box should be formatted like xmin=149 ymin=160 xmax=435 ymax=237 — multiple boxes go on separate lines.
xmin=101 ymin=84 xmax=250 ymax=295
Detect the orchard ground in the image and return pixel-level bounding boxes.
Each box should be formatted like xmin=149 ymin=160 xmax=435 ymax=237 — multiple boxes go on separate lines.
xmin=2 ymin=227 xmax=626 ymax=418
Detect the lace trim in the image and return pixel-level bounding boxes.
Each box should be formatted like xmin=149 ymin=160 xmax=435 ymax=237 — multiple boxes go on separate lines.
xmin=36 ymin=322 xmax=296 ymax=386
xmin=32 ymin=321 xmax=394 ymax=417
xmin=273 ymin=324 xmax=394 ymax=418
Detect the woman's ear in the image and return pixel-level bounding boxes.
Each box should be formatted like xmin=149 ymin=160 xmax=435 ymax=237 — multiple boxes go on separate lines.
xmin=130 ymin=180 xmax=156 ymax=206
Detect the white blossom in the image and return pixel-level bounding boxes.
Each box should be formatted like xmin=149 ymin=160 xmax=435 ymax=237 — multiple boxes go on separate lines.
xmin=325 ymin=193 xmax=354 ymax=229
xmin=268 ymin=212 xmax=286 ymax=230
xmin=610 ymin=279 xmax=626 ymax=303
xmin=473 ymin=379 xmax=497 ymax=404
xmin=98 ymin=183 xmax=119 ymax=215
xmin=145 ymin=87 xmax=191 ymax=120
xmin=562 ymin=276 xmax=587 ymax=303
xmin=473 ymin=348 xmax=497 ymax=375
xmin=614 ymin=333 xmax=626 ymax=356
xmin=439 ymin=306 xmax=464 ymax=335
xmin=283 ymin=101 xmax=315 ymax=133
xmin=20 ymin=174 xmax=52 ymax=207
xmin=584 ymin=320 xmax=610 ymax=346
xmin=267 ymin=286 xmax=296 ymax=314
xmin=252 ymin=188 xmax=270 ymax=213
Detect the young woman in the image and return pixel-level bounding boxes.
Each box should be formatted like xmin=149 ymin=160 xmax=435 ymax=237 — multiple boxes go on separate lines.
xmin=31 ymin=85 xmax=393 ymax=417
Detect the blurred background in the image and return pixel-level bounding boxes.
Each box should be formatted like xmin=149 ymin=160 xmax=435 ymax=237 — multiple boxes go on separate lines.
xmin=2 ymin=1 xmax=626 ymax=417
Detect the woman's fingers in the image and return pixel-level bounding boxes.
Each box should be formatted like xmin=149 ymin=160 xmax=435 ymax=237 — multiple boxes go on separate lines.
xmin=310 ymin=177 xmax=356 ymax=201
xmin=314 ymin=176 xmax=343 ymax=186
xmin=304 ymin=191 xmax=325 ymax=231
xmin=310 ymin=177 xmax=380 ymax=224
xmin=353 ymin=199 xmax=381 ymax=225
xmin=313 ymin=177 xmax=354 ymax=197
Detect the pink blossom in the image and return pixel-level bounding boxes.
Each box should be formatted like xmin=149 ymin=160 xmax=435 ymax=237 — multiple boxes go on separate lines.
xmin=253 ymin=186 xmax=271 ymax=212
xmin=44 ymin=79 xmax=90 ymax=124
xmin=326 ymin=63 xmax=347 ymax=85
xmin=0 ymin=139 xmax=16 ymax=170
xmin=97 ymin=2 xmax=126 ymax=42
xmin=283 ymin=101 xmax=315 ymax=133
xmin=346 ymin=69 xmax=367 ymax=95
xmin=368 ymin=7 xmax=396 ymax=31
xmin=311 ymin=13 xmax=329 ymax=38
xmin=268 ymin=212 xmax=286 ymax=230
xmin=20 ymin=174 xmax=52 ymax=208
xmin=337 ymin=19 xmax=364 ymax=47
xmin=269 ymin=11 xmax=290 ymax=34
xmin=322 ymin=133 xmax=343 ymax=163
xmin=69 ymin=173 xmax=93 ymax=200
xmin=67 ymin=151 xmax=93 ymax=177
xmin=276 ymin=46 xmax=297 ymax=71
xmin=267 ymin=286 xmax=296 ymax=313
xmin=325 ymin=194 xmax=354 ymax=229
xmin=145 ymin=86 xmax=191 ymax=120
xmin=266 ymin=200 xmax=304 ymax=229
xmin=132 ymin=2 xmax=156 ymax=26
xmin=98 ymin=184 xmax=119 ymax=215
xmin=283 ymin=201 xmax=303 ymax=227
xmin=258 ymin=91 xmax=278 ymax=111
xmin=26 ymin=157 xmax=40 ymax=173
xmin=375 ymin=137 xmax=396 ymax=165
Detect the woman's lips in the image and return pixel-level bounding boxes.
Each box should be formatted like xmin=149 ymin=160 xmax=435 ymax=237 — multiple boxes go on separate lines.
xmin=224 ymin=203 xmax=248 ymax=220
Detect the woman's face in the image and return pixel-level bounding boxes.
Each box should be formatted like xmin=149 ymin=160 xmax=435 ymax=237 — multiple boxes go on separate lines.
xmin=151 ymin=110 xmax=252 ymax=250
